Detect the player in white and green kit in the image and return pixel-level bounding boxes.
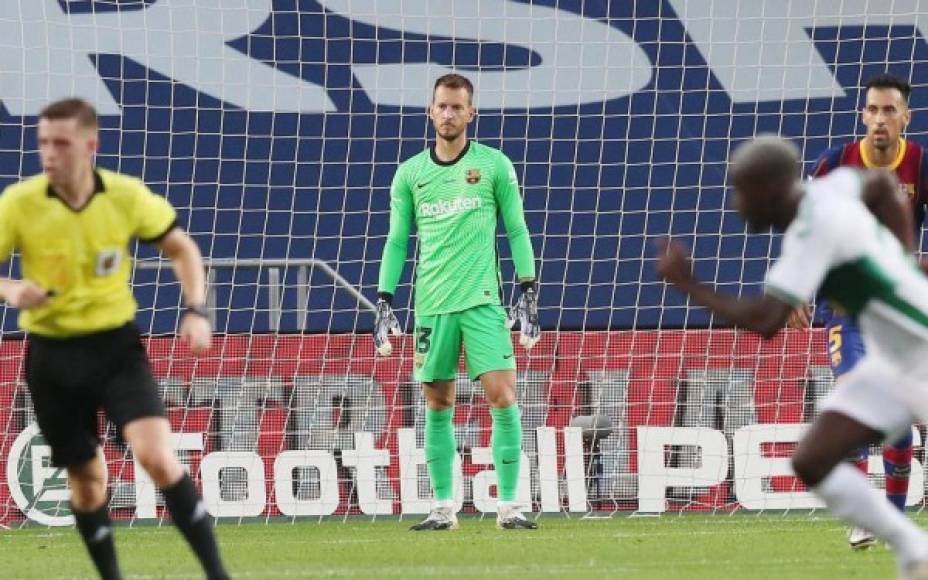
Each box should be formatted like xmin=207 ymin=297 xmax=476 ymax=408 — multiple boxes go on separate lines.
xmin=373 ymin=73 xmax=539 ymax=530
xmin=659 ymin=136 xmax=928 ymax=577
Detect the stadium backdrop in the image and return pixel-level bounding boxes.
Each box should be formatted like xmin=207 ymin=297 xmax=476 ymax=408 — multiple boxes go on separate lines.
xmin=1 ymin=0 xmax=927 ymax=525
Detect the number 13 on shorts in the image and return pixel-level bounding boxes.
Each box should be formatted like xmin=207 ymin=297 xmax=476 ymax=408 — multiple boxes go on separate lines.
xmin=415 ymin=326 xmax=432 ymax=369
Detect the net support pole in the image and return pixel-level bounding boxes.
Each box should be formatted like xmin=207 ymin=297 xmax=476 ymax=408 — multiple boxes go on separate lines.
xmin=297 ymin=266 xmax=309 ymax=332
xmin=268 ymin=267 xmax=281 ymax=332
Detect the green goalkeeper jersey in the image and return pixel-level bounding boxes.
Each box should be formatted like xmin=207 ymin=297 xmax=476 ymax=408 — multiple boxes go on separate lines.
xmin=377 ymin=141 xmax=536 ymax=315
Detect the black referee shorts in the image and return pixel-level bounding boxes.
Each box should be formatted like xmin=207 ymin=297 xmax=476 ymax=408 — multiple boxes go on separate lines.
xmin=25 ymin=322 xmax=166 ymax=468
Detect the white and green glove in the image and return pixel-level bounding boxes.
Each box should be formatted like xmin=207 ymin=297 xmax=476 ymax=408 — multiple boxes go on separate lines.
xmin=373 ymin=294 xmax=402 ymax=356
xmin=507 ymin=282 xmax=541 ymax=350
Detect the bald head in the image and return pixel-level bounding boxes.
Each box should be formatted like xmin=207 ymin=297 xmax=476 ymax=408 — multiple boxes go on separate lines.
xmin=729 ymin=136 xmax=803 ymax=231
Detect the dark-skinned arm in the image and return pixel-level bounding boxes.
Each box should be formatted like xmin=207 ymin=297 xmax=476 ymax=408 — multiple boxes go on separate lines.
xmin=861 ymin=169 xmax=915 ymax=252
xmin=657 ymin=239 xmax=795 ymax=339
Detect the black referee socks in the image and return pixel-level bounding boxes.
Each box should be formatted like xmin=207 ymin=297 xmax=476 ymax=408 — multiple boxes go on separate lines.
xmin=72 ymin=502 xmax=122 ymax=580
xmin=162 ymin=473 xmax=229 ymax=580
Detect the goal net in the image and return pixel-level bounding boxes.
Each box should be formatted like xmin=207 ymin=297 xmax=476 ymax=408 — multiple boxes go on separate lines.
xmin=1 ymin=0 xmax=927 ymax=526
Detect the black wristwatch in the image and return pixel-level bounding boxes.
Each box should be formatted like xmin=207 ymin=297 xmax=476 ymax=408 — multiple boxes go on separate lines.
xmin=184 ymin=304 xmax=210 ymax=319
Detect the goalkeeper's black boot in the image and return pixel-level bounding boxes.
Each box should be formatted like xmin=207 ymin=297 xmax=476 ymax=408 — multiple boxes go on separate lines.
xmin=496 ymin=504 xmax=538 ymax=530
xmin=409 ymin=506 xmax=458 ymax=531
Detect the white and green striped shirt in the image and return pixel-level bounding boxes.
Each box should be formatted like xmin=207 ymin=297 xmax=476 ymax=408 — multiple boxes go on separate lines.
xmin=766 ymin=167 xmax=928 ymax=368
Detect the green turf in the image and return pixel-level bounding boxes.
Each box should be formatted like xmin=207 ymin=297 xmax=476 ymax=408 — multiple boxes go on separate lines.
xmin=0 ymin=513 xmax=906 ymax=579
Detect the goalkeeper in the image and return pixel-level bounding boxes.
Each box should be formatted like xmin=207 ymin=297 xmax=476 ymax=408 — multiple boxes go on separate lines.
xmin=374 ymin=73 xmax=539 ymax=531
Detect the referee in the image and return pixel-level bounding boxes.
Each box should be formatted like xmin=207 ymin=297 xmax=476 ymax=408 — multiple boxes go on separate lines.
xmin=0 ymin=99 xmax=228 ymax=579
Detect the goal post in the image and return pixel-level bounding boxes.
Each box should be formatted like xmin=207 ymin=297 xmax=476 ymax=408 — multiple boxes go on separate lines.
xmin=1 ymin=1 xmax=927 ymax=526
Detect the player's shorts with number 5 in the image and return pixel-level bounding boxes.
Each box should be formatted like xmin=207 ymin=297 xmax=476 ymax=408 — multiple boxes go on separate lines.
xmin=827 ymin=314 xmax=866 ymax=378
xmin=413 ymin=304 xmax=515 ymax=382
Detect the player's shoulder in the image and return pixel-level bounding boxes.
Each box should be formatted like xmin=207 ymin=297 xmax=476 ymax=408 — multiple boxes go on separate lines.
xmin=904 ymin=137 xmax=928 ymax=162
xmin=912 ymin=140 xmax=928 ymax=179
xmin=398 ymin=147 xmax=431 ymax=168
xmin=801 ymin=168 xmax=867 ymax=231
xmin=469 ymin=140 xmax=511 ymax=163
xmin=901 ymin=138 xmax=928 ymax=172
xmin=904 ymin=138 xmax=925 ymax=155
xmin=1 ymin=173 xmax=49 ymax=204
xmin=96 ymin=167 xmax=150 ymax=196
xmin=894 ymin=138 xmax=926 ymax=173
xmin=0 ymin=173 xmax=48 ymax=216
xmin=469 ymin=140 xmax=497 ymax=155
xmin=808 ymin=166 xmax=864 ymax=200
xmin=393 ymin=148 xmax=431 ymax=186
xmin=810 ymin=143 xmax=850 ymax=176
xmin=468 ymin=141 xmax=516 ymax=182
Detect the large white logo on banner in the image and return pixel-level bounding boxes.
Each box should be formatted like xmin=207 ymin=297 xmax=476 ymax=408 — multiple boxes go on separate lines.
xmin=0 ymin=0 xmax=646 ymax=114
xmin=4 ymin=0 xmax=920 ymax=114
xmin=0 ymin=0 xmax=336 ymax=115
xmin=5 ymin=423 xmax=592 ymax=526
xmin=6 ymin=423 xmax=74 ymax=526
xmin=669 ymin=0 xmax=928 ymax=103
xmin=7 ymin=421 xmax=927 ymax=524
xmin=316 ymin=0 xmax=650 ymax=109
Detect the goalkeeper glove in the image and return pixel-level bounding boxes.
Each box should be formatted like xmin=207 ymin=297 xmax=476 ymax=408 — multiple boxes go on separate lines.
xmin=506 ymin=282 xmax=541 ymax=350
xmin=373 ymin=293 xmax=402 ymax=356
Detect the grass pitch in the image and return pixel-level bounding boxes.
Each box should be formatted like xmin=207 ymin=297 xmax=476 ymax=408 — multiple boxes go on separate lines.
xmin=0 ymin=513 xmax=905 ymax=579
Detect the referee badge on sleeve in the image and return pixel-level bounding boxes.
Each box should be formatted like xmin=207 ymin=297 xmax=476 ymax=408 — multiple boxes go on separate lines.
xmin=95 ymin=249 xmax=122 ymax=276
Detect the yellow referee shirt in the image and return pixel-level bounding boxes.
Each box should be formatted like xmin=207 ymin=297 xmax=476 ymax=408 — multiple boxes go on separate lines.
xmin=0 ymin=169 xmax=177 ymax=337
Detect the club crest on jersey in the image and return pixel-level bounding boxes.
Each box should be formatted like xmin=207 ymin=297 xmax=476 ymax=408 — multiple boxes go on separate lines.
xmin=465 ymin=169 xmax=481 ymax=184
xmin=95 ymin=249 xmax=122 ymax=276
xmin=901 ymin=182 xmax=916 ymax=199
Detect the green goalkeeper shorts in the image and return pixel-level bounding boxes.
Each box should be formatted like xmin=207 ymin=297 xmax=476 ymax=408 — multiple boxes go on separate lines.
xmin=413 ymin=304 xmax=516 ymax=382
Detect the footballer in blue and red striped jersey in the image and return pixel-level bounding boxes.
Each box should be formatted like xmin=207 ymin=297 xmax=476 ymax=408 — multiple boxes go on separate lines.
xmin=809 ymin=73 xmax=928 ymax=550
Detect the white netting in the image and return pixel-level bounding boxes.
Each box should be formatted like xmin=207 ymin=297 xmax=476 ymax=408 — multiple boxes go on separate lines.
xmin=1 ymin=1 xmax=927 ymax=526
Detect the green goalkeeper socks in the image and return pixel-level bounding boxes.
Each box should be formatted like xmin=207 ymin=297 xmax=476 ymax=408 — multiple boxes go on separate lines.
xmin=425 ymin=407 xmax=456 ymax=502
xmin=426 ymin=405 xmax=522 ymax=503
xmin=491 ymin=404 xmax=523 ymax=503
